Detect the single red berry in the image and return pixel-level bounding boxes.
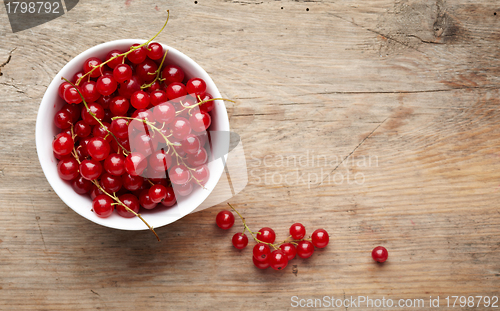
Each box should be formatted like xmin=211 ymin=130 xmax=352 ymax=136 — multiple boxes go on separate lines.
xmin=150 ymin=90 xmax=168 ymax=106
xmin=166 ymin=82 xmax=187 ymax=102
xmin=127 ymin=44 xmax=147 ymax=64
xmin=171 ymin=117 xmax=192 ymax=140
xmin=110 ymin=118 xmax=129 ymax=139
xmin=198 ymin=92 xmax=214 ymax=113
xmin=57 ymin=157 xmax=79 ymax=181
xmin=113 ymin=64 xmax=133 ymax=83
xmin=61 ymin=103 xmax=81 ymax=123
xmin=253 ymin=256 xmax=270 ymax=269
xmin=58 ymin=82 xmax=71 ymax=99
xmin=174 ymin=182 xmax=193 ymax=196
xmin=97 ymin=94 xmax=113 ymax=109
xmin=269 ymin=250 xmax=288 ymax=271
xmin=72 ymin=175 xmax=92 ymax=194
xmin=296 ymin=240 xmax=315 ymax=259
xmin=116 ymin=193 xmax=140 ymax=218
xmin=153 ymin=102 xmax=176 ymax=124
xmin=83 ymin=57 xmax=102 ymax=78
xmin=74 ymin=121 xmax=91 ymax=138
xmin=189 ymin=112 xmax=211 ymax=132
xmin=160 ymin=187 xmax=177 ymax=207
xmin=54 ymin=109 xmax=72 ymax=129
xmin=311 ymin=229 xmax=329 ymax=248
xmin=215 ymin=210 xmax=234 ymax=230
xmin=149 ymin=184 xmax=167 ymax=203
xmin=139 ymin=189 xmax=157 ymax=210
xmin=232 ymin=233 xmax=249 ymax=250
xmin=72 ymin=71 xmax=85 ymax=84
xmin=122 ymin=173 xmax=144 ymax=191
xmin=100 ymin=172 xmax=123 ymax=193
xmin=181 ymin=134 xmax=201 ymax=155
xmin=162 ymin=65 xmax=184 ymax=85
xmin=169 ymin=164 xmax=190 ymax=185
xmin=258 ymin=227 xmax=276 ymax=244
xmin=149 ymin=149 xmax=172 ymax=172
xmin=372 ymin=246 xmax=389 ymax=263
xmin=186 ymin=148 xmax=208 ymax=167
xmin=279 ymin=243 xmax=297 ymax=261
xmin=92 ymin=194 xmax=114 ymax=218
xmin=290 ymin=223 xmax=306 ymax=240
xmin=130 ymin=90 xmax=150 ymax=109
xmin=104 ymin=153 xmax=126 ymax=176
xmin=124 ymin=152 xmax=147 ymax=176
xmin=80 ymin=81 xmax=101 ymax=102
xmin=79 ymin=159 xmax=103 ymax=180
xmin=109 ymin=96 xmax=130 ymax=116
xmin=81 ymin=102 xmax=104 ymax=125
xmin=87 ymin=137 xmax=111 ymax=161
xmin=147 ymin=42 xmax=164 ymax=60
xmin=130 ymin=109 xmax=154 ymax=130
xmin=118 ymin=76 xmax=141 ymax=99
xmin=63 ymin=85 xmax=83 ymax=104
xmin=105 ymin=49 xmax=124 ymax=69
xmin=90 ymin=184 xmax=104 ymax=200
xmin=186 ymin=78 xmax=207 ymax=97
xmin=192 ymin=164 xmax=210 ymax=186
xmin=136 ymin=59 xmax=158 ymax=83
xmin=52 ymin=133 xmax=74 ymax=156
xmin=253 ymin=243 xmax=271 ymax=262
xmin=96 ymin=75 xmax=117 ymax=96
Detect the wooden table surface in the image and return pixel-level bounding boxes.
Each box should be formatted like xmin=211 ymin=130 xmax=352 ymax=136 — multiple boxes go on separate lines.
xmin=1 ymin=0 xmax=500 ymax=310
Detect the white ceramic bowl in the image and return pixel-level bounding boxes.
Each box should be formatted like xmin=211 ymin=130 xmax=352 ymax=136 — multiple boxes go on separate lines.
xmin=36 ymin=39 xmax=229 ymax=230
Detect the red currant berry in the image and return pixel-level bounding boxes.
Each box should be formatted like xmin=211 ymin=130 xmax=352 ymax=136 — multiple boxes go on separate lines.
xmin=160 ymin=187 xmax=176 ymax=207
xmin=116 ymin=193 xmax=140 ymax=218
xmin=269 ymin=250 xmax=288 ymax=271
xmin=296 ymin=240 xmax=315 ymax=259
xmin=62 ymin=103 xmax=81 ymax=123
xmin=87 ymin=137 xmax=111 ymax=161
xmin=100 ymin=172 xmax=123 ymax=193
xmin=148 ymin=184 xmax=166 ymax=203
xmin=109 ymin=96 xmax=130 ymax=116
xmin=81 ymin=102 xmax=104 ymax=125
xmin=153 ymin=102 xmax=176 ymax=124
xmin=258 ymin=227 xmax=276 ymax=244
xmin=122 ymin=173 xmax=144 ymax=191
xmin=127 ymin=44 xmax=147 ymax=64
xmin=311 ymin=229 xmax=329 ymax=248
xmin=162 ymin=65 xmax=184 ymax=85
xmin=166 ymin=82 xmax=187 ymax=102
xmin=186 ymin=78 xmax=207 ymax=97
xmin=130 ymin=90 xmax=150 ymax=109
xmin=52 ymin=133 xmax=74 ymax=156
xmin=124 ymin=152 xmax=147 ymax=176
xmin=189 ymin=112 xmax=211 ymax=132
xmin=104 ymin=153 xmax=126 ymax=176
xmin=371 ymin=246 xmax=388 ymax=263
xmin=139 ymin=189 xmax=157 ymax=210
xmin=149 ymin=149 xmax=172 ymax=171
xmin=130 ymin=109 xmax=154 ymax=130
xmin=63 ymin=86 xmax=83 ymax=104
xmin=174 ymin=182 xmax=193 ymax=196
xmin=58 ymin=82 xmax=71 ymax=99
xmin=147 ymin=42 xmax=163 ymax=60
xmin=96 ymin=75 xmax=117 ymax=96
xmin=92 ymin=194 xmax=114 ymax=218
xmin=171 ymin=117 xmax=192 ymax=140
xmin=198 ymin=92 xmax=214 ymax=113
xmin=186 ymin=148 xmax=208 ymax=167
xmin=118 ymin=76 xmax=141 ymax=99
xmin=79 ymin=81 xmax=99 ymax=102
xmin=181 ymin=134 xmax=201 ymax=155
xmin=253 ymin=243 xmax=271 ymax=262
xmin=54 ymin=109 xmax=72 ymax=129
xmin=79 ymin=159 xmax=103 ymax=180
xmin=215 ymin=210 xmax=234 ymax=230
xmin=113 ymin=64 xmax=133 ymax=83
xmin=57 ymin=157 xmax=79 ymax=181
xmin=150 ymin=90 xmax=168 ymax=107
xmin=169 ymin=164 xmax=190 ymax=185
xmin=83 ymin=57 xmax=102 ymax=78
xmin=110 ymin=118 xmax=129 ymax=139
xmin=290 ymin=223 xmax=306 ymax=240
xmin=90 ymin=184 xmax=104 ymax=200
xmin=132 ymin=133 xmax=157 ymax=155
xmin=192 ymin=164 xmax=210 ymax=186
xmin=253 ymin=256 xmax=270 ymax=269
xmin=72 ymin=175 xmax=92 ymax=194
xmin=279 ymin=243 xmax=297 ymax=260
xmin=105 ymin=49 xmax=124 ymax=69
xmin=74 ymin=122 xmax=90 ymax=138
xmin=97 ymin=94 xmax=113 ymax=109
xmin=232 ymin=233 xmax=249 ymax=250
xmin=136 ymin=59 xmax=158 ymax=83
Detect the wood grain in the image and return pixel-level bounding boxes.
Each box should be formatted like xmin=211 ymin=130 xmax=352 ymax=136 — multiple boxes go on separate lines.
xmin=1 ymin=0 xmax=499 ymax=310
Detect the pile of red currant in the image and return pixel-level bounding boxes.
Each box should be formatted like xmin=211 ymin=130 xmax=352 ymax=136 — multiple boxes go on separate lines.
xmin=51 ymin=17 xmax=219 ymax=239
xmin=216 ymin=204 xmax=330 ymax=271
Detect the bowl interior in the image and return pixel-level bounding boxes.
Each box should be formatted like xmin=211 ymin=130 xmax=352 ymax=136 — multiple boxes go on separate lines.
xmin=36 ymin=39 xmax=229 ymax=230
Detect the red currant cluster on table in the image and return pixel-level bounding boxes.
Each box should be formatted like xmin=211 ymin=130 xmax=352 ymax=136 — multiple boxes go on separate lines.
xmin=52 ymin=24 xmax=220 ymax=239
xmin=216 ymin=204 xmax=330 ymax=271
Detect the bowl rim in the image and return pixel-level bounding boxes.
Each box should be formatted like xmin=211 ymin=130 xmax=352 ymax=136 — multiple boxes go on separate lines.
xmin=35 ymin=39 xmax=229 ymax=230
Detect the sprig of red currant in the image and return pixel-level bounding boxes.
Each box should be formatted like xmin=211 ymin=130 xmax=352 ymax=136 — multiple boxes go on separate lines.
xmin=216 ymin=203 xmax=330 ymax=271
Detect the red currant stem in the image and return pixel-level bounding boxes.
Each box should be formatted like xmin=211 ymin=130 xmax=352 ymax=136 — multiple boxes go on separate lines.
xmin=92 ymin=180 xmax=160 ymax=241
xmin=76 ymin=11 xmax=171 ymax=86
xmin=176 ymin=97 xmax=236 ymax=116
xmin=140 ymin=49 xmax=169 ymax=90
xmin=61 ymin=78 xmax=131 ymax=155
xmin=227 ymin=203 xmax=279 ymax=250
xmin=145 ymin=178 xmax=155 ymax=186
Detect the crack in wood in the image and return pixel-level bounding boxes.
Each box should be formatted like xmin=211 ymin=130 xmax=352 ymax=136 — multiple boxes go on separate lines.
xmin=0 ymin=48 xmax=16 ymax=77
